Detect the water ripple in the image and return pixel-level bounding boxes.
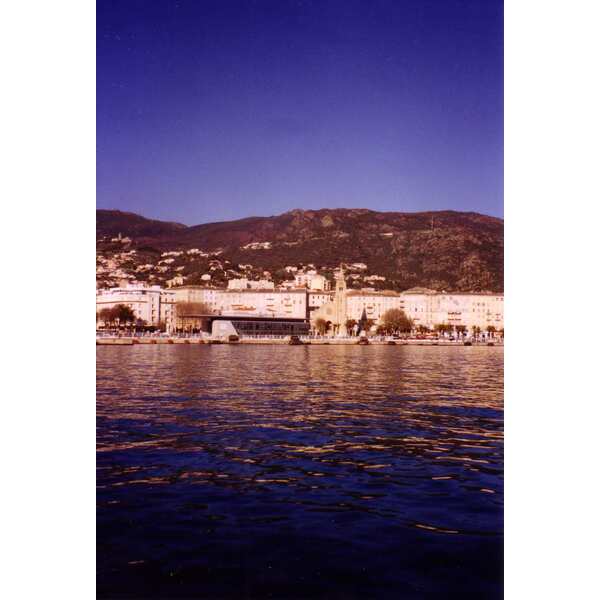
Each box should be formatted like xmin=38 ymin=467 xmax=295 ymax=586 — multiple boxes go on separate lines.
xmin=97 ymin=345 xmax=503 ymax=599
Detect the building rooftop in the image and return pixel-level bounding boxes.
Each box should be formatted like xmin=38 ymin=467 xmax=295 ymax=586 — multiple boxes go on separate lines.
xmin=346 ymin=289 xmax=402 ymax=297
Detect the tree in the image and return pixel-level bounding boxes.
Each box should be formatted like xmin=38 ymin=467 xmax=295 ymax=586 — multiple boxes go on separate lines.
xmin=176 ymin=301 xmax=211 ymax=331
xmin=417 ymin=325 xmax=430 ymax=334
xmin=486 ymin=325 xmax=496 ymax=338
xmin=500 ymin=328 xmax=504 ymax=339
xmin=345 ymin=319 xmax=357 ymax=335
xmin=365 ymin=319 xmax=376 ymax=333
xmin=315 ymin=318 xmax=328 ymax=335
xmin=472 ymin=325 xmax=482 ymax=340
xmin=381 ymin=308 xmax=413 ymax=334
xmin=455 ymin=325 xmax=467 ymax=337
xmin=113 ymin=304 xmax=136 ymax=329
xmin=99 ymin=307 xmax=114 ymax=329
xmin=434 ymin=323 xmax=450 ymax=336
xmin=176 ymin=301 xmax=211 ymax=317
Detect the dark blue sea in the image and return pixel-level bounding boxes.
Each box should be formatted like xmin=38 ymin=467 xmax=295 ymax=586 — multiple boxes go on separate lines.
xmin=97 ymin=345 xmax=503 ymax=599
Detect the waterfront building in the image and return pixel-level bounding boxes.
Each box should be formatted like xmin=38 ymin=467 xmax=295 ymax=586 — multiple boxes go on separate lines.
xmin=96 ymin=282 xmax=176 ymax=330
xmin=346 ymin=290 xmax=404 ymax=323
xmin=99 ymin=275 xmax=503 ymax=336
xmin=220 ymin=288 xmax=307 ymax=319
xmin=309 ymin=268 xmax=504 ymax=333
xmin=429 ymin=292 xmax=504 ymax=330
xmin=170 ymin=285 xmax=222 ymax=313
xmin=308 ymin=291 xmax=334 ymax=314
xmin=169 ymin=285 xmax=308 ymax=324
xmin=211 ymin=316 xmax=310 ymax=339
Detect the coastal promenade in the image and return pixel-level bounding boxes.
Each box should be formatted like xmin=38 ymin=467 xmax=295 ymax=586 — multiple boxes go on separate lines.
xmin=96 ymin=335 xmax=503 ymax=347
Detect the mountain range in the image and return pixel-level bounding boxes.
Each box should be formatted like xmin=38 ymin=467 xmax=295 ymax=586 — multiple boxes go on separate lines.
xmin=97 ymin=208 xmax=503 ymax=292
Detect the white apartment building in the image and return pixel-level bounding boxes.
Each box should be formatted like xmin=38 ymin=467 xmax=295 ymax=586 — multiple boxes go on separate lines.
xmin=308 ymin=291 xmax=334 ymax=312
xmin=166 ymin=281 xmax=504 ymax=333
xmin=429 ymin=292 xmax=504 ymax=330
xmin=96 ymin=283 xmax=176 ymax=330
xmin=170 ymin=286 xmax=222 ymax=314
xmin=312 ymin=282 xmax=504 ymax=332
xmin=220 ymin=289 xmax=307 ymax=319
xmin=227 ymin=278 xmax=275 ymax=290
xmin=294 ymin=271 xmax=331 ymax=291
xmin=170 ymin=285 xmax=308 ymax=320
xmin=346 ymin=290 xmax=404 ymax=323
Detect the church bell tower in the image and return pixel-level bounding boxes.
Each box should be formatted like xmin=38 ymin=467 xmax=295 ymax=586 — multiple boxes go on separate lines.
xmin=333 ymin=265 xmax=348 ymax=335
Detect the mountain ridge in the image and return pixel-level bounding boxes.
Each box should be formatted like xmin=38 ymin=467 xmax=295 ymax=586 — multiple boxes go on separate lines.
xmin=97 ymin=208 xmax=504 ymax=292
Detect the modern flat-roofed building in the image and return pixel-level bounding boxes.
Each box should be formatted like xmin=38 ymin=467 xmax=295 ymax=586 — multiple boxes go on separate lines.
xmin=211 ymin=315 xmax=310 ymax=338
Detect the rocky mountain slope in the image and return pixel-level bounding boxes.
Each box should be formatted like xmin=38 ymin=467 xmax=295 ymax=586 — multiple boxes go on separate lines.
xmin=97 ymin=208 xmax=503 ymax=292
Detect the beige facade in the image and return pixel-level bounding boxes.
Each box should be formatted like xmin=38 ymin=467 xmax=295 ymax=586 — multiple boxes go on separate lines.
xmin=171 ymin=286 xmax=223 ymax=313
xmin=169 ymin=285 xmax=308 ymax=320
xmin=346 ymin=291 xmax=404 ymax=323
xmin=106 ymin=280 xmax=504 ymax=335
xmin=428 ymin=292 xmax=504 ymax=330
xmin=310 ymin=280 xmax=504 ymax=333
xmin=308 ymin=291 xmax=334 ymax=311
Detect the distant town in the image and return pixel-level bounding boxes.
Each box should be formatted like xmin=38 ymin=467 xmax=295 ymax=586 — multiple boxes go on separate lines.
xmin=97 ymin=240 xmax=504 ymax=338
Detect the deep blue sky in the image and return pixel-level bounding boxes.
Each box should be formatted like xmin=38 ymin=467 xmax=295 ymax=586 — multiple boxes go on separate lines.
xmin=97 ymin=0 xmax=503 ymax=225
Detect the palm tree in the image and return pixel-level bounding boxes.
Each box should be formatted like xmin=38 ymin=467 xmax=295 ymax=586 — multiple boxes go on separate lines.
xmin=345 ymin=319 xmax=357 ymax=335
xmin=455 ymin=325 xmax=467 ymax=338
xmin=486 ymin=325 xmax=496 ymax=339
xmin=472 ymin=325 xmax=482 ymax=341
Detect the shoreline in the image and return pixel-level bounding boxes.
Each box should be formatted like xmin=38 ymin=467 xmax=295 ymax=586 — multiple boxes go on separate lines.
xmin=96 ymin=337 xmax=503 ymax=347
